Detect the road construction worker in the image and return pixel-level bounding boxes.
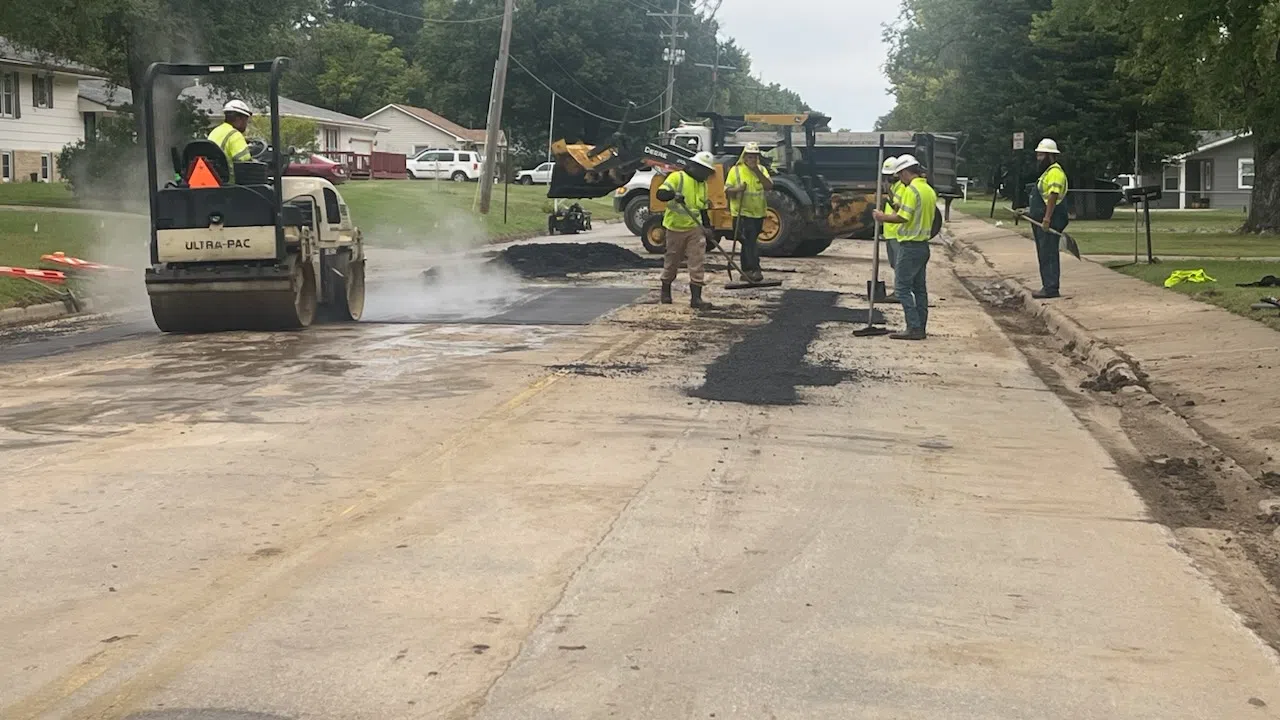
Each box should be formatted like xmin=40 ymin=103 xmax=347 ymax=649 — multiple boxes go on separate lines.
xmin=1030 ymin=138 xmax=1069 ymax=299
xmin=208 ymin=100 xmax=254 ymax=178
xmin=873 ymin=154 xmax=937 ymax=341
xmin=725 ymin=141 xmax=772 ymax=284
xmin=656 ymin=150 xmax=718 ymax=310
xmin=880 ymin=155 xmax=900 ymax=270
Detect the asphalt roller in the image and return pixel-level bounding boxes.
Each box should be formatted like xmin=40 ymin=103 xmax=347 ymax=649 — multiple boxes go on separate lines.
xmin=141 ymin=57 xmax=365 ymax=333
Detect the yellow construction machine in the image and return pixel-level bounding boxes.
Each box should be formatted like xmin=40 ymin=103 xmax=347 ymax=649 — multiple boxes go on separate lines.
xmin=141 ymin=58 xmax=365 ymax=332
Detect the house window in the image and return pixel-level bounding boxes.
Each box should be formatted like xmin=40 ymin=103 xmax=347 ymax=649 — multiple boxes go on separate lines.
xmin=40 ymin=153 xmax=51 ymax=182
xmin=1163 ymin=164 xmax=1180 ymax=191
xmin=0 ymin=72 xmax=18 ymax=118
xmin=1239 ymin=158 xmax=1255 ymax=190
xmin=32 ymin=74 xmax=53 ymax=109
xmin=1 ymin=151 xmax=11 ymax=182
xmin=324 ymin=128 xmax=340 ymax=151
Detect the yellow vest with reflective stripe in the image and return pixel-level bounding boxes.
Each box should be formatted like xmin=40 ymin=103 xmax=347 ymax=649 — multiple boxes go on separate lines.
xmin=660 ymin=171 xmax=709 ymax=231
xmin=727 ymin=161 xmax=769 ymax=218
xmin=897 ymin=177 xmax=937 ymax=242
xmin=1038 ymin=162 xmax=1068 ymax=199
xmin=883 ymin=181 xmax=903 ymax=240
xmin=208 ymin=122 xmax=251 ymax=171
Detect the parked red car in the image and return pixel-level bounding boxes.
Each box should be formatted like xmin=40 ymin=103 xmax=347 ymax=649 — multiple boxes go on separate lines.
xmin=285 ymin=154 xmax=348 ymax=185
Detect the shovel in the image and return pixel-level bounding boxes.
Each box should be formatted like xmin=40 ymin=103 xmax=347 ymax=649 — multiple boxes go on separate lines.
xmin=673 ymin=199 xmax=782 ymax=290
xmin=1014 ymin=212 xmax=1083 ymax=260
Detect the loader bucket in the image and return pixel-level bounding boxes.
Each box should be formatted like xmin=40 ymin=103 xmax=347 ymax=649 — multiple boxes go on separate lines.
xmin=547 ymin=162 xmax=637 ymax=199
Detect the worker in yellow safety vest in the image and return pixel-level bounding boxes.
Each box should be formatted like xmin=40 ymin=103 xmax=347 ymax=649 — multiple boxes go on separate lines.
xmin=724 ymin=141 xmax=773 ymax=284
xmin=1030 ymin=138 xmax=1069 ymax=299
xmin=208 ymin=100 xmax=255 ymax=180
xmin=874 ymin=153 xmax=937 ymax=341
xmin=656 ymin=150 xmax=718 ymax=310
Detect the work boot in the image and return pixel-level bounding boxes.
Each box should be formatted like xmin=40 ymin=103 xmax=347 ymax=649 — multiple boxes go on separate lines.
xmin=690 ymin=283 xmax=714 ymax=311
xmin=890 ymin=329 xmax=926 ymax=341
xmin=660 ymin=281 xmax=673 ymax=304
xmin=746 ymin=269 xmax=765 ymax=284
xmin=1032 ymin=289 xmax=1060 ymax=299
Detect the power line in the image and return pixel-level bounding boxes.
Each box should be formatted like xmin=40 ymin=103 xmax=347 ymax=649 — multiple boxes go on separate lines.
xmin=537 ymin=51 xmax=668 ymax=110
xmin=349 ymin=0 xmax=505 ymax=24
xmin=511 ymin=56 xmax=671 ymax=124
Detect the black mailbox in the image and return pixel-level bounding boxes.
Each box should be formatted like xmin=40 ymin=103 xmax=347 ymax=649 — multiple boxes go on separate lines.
xmin=1124 ymin=184 xmax=1163 ymax=202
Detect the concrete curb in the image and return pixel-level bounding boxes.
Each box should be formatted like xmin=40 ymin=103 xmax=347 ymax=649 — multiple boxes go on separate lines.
xmin=0 ymin=298 xmax=82 ymax=329
xmin=946 ymin=229 xmax=1143 ymax=390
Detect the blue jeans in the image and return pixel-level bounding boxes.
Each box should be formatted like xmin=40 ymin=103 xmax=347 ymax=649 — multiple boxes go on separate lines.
xmin=886 ymin=238 xmax=900 ymax=270
xmin=1028 ymin=190 xmax=1069 ymax=294
xmin=895 ymin=241 xmax=930 ymax=332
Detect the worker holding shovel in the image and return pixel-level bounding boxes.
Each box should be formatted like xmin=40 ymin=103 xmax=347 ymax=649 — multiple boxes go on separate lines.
xmin=656 ymin=151 xmax=719 ymax=310
xmin=1030 ymin=138 xmax=1069 ymax=299
xmin=724 ymin=142 xmax=772 ymax=284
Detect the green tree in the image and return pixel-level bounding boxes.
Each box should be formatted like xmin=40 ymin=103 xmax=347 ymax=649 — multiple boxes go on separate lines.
xmin=248 ymin=116 xmax=320 ymax=154
xmin=324 ymin=0 xmax=424 ymax=61
xmin=283 ymin=21 xmax=419 ymax=118
xmin=1083 ymin=0 xmax=1280 ymax=231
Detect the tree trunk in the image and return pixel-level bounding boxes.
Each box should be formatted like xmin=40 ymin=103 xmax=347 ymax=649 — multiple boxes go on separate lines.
xmin=1246 ymin=131 xmax=1280 ymax=233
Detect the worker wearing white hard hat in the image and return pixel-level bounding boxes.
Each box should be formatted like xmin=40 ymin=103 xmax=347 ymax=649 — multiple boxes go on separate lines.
xmin=873 ymin=152 xmax=938 ymax=340
xmin=655 ymin=149 xmax=719 ymax=309
xmin=1030 ymin=137 xmax=1069 ymax=298
xmin=879 ymin=156 xmax=902 ymax=276
xmin=207 ymin=99 xmax=255 ymax=179
xmin=725 ymin=141 xmax=773 ymax=284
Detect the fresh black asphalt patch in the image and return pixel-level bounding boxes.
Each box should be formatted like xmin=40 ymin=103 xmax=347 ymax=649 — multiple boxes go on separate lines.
xmin=495 ymin=243 xmax=663 ymax=278
xmin=364 ymin=286 xmax=647 ymax=326
xmin=690 ymin=290 xmax=885 ymax=406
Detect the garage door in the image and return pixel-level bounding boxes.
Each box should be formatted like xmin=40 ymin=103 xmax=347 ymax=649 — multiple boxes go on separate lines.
xmin=351 ymin=139 xmax=373 ymax=155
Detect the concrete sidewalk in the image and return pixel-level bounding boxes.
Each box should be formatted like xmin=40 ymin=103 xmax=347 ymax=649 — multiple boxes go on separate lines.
xmin=948 ymin=213 xmax=1280 ymax=478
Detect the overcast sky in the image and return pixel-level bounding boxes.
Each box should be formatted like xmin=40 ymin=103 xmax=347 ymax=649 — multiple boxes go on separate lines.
xmin=715 ymin=0 xmax=897 ymax=130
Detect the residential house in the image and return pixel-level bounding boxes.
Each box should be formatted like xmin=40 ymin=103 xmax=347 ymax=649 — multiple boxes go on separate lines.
xmin=362 ymin=103 xmax=506 ymax=158
xmin=0 ymin=38 xmax=105 ymax=183
xmin=1151 ymin=131 xmax=1254 ymax=211
xmin=77 ymin=81 xmax=390 ymax=157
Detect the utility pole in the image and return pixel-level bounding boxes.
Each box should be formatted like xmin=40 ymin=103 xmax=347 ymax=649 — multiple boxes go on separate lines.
xmin=694 ymin=41 xmax=737 ymax=113
xmin=649 ymin=0 xmax=693 ymax=131
xmin=546 ymin=93 xmax=556 ymax=162
xmin=478 ymin=0 xmax=516 ymax=215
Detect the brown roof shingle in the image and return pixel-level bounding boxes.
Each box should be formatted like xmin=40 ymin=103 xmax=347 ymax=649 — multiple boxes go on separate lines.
xmin=387 ymin=104 xmax=505 ymax=145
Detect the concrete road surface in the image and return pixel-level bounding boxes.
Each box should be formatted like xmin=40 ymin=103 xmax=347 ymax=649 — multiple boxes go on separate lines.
xmin=2 ymin=226 xmax=1278 ymax=719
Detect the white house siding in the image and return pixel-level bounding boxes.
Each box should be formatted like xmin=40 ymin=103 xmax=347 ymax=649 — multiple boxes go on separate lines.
xmin=0 ymin=72 xmax=85 ymax=181
xmin=313 ymin=124 xmax=380 ymax=155
xmin=363 ymin=106 xmax=460 ymax=156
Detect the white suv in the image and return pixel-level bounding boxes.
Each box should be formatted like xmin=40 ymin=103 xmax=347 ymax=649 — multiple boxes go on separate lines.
xmin=407 ymin=149 xmax=483 ymax=182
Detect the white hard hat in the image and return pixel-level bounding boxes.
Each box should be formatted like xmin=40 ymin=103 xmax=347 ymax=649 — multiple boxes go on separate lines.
xmin=1035 ymin=138 xmax=1059 ymax=154
xmin=893 ymin=154 xmax=921 ymax=173
xmin=881 ymin=156 xmax=899 ymax=175
xmin=223 ymin=99 xmax=254 ymax=118
xmin=692 ymin=151 xmax=717 ymax=169
xmin=744 ymin=142 xmax=762 ymax=155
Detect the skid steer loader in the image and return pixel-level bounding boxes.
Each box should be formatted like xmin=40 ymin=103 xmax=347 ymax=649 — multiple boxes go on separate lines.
xmin=142 ymin=57 xmax=365 ymax=333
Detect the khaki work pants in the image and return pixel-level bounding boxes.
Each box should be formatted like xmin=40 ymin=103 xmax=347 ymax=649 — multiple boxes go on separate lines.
xmin=660 ymin=227 xmax=707 ymax=285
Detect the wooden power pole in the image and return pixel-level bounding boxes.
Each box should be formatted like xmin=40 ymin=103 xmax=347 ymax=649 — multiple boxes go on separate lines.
xmin=478 ymin=0 xmax=516 ymax=215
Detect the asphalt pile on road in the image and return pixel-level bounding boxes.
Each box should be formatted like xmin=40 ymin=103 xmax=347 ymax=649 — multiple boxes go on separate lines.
xmin=494 ymin=243 xmax=663 ymax=279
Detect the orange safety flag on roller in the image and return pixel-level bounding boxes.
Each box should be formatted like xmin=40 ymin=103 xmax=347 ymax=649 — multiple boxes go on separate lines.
xmin=187 ymin=157 xmax=221 ymax=188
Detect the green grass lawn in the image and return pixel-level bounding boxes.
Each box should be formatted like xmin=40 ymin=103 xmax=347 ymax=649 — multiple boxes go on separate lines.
xmin=1112 ymin=259 xmax=1280 ymax=332
xmin=0 ymin=182 xmax=81 ymax=209
xmin=0 ymin=210 xmax=101 ymax=309
xmin=339 ymin=180 xmax=619 ymax=247
xmin=955 ymin=195 xmax=1279 ymax=258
